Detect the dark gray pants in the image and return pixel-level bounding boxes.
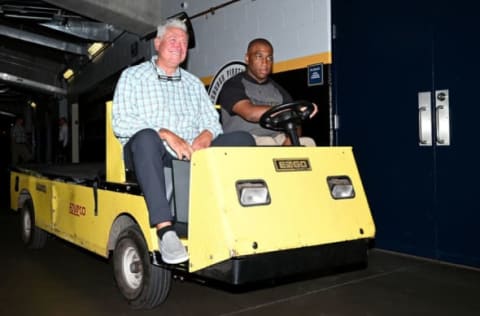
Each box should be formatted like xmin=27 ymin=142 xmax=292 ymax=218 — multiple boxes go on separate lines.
xmin=123 ymin=129 xmax=254 ymax=226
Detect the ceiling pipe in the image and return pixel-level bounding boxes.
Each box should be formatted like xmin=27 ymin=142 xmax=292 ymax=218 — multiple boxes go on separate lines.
xmin=0 ymin=24 xmax=88 ymax=55
xmin=0 ymin=72 xmax=67 ymax=95
xmin=40 ymin=20 xmax=123 ymax=42
xmin=0 ymin=110 xmax=16 ymax=118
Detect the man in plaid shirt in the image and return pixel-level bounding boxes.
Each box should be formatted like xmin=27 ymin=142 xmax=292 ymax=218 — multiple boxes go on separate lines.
xmin=113 ymin=18 xmax=254 ymax=264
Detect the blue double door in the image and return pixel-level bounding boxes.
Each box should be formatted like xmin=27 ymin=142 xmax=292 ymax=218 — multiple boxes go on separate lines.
xmin=332 ymin=0 xmax=480 ymax=266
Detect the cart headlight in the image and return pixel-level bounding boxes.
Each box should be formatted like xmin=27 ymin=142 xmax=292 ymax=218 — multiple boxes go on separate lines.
xmin=327 ymin=176 xmax=355 ymax=199
xmin=236 ymin=180 xmax=271 ymax=206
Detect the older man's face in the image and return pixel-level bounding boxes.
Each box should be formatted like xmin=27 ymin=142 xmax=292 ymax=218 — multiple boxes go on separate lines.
xmin=154 ymin=27 xmax=188 ymax=70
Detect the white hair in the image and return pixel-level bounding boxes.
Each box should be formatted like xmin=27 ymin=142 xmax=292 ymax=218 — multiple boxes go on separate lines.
xmin=156 ymin=18 xmax=187 ymax=38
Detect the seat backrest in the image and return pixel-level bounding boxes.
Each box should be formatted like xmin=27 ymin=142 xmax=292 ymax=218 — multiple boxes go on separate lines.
xmin=105 ymin=101 xmax=126 ymax=183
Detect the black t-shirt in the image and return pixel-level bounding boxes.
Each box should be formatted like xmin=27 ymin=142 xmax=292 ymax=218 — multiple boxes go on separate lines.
xmin=217 ymin=72 xmax=292 ymax=136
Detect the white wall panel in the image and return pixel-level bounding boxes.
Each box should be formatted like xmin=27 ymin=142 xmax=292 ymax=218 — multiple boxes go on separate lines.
xmin=161 ymin=0 xmax=331 ymax=79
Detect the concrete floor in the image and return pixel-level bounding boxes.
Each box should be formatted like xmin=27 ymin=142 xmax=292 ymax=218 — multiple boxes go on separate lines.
xmin=1 ymin=208 xmax=479 ymax=316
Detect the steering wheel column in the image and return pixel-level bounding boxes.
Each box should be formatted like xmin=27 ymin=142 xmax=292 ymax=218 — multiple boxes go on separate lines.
xmin=285 ymin=122 xmax=301 ymax=146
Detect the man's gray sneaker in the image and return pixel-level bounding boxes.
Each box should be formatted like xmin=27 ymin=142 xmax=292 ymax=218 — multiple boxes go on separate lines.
xmin=159 ymin=230 xmax=189 ymax=264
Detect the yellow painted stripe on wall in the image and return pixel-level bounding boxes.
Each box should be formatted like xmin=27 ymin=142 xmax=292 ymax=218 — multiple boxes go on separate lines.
xmin=274 ymin=52 xmax=332 ymax=73
xmin=201 ymin=76 xmax=215 ymax=86
xmin=201 ymin=52 xmax=331 ymax=85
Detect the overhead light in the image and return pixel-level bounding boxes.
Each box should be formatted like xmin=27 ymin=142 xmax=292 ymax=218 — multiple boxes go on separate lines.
xmin=29 ymin=101 xmax=37 ymax=109
xmin=88 ymin=42 xmax=105 ymax=57
xmin=63 ymin=69 xmax=74 ymax=80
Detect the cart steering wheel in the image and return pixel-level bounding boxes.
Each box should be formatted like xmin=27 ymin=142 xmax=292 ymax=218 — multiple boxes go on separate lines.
xmin=259 ymin=100 xmax=315 ymax=146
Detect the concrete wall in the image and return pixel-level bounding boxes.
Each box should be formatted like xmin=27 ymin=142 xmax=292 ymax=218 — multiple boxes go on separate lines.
xmin=69 ymin=0 xmax=331 ymax=93
xmin=161 ymin=0 xmax=331 ymax=81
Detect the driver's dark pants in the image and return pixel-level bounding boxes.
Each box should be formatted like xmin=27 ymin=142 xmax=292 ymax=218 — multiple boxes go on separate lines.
xmin=123 ymin=129 xmax=255 ymax=227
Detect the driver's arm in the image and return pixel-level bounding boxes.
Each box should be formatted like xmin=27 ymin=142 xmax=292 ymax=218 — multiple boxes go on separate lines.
xmin=232 ymin=99 xmax=271 ymax=122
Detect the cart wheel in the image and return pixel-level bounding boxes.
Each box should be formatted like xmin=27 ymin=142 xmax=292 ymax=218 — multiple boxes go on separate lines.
xmin=113 ymin=225 xmax=171 ymax=309
xmin=20 ymin=199 xmax=47 ymax=249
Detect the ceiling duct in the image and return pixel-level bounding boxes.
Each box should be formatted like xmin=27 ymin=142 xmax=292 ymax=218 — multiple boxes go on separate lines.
xmin=0 ymin=110 xmax=16 ymax=118
xmin=40 ymin=20 xmax=123 ymax=42
xmin=0 ymin=72 xmax=66 ymax=95
xmin=44 ymin=0 xmax=161 ymax=36
xmin=0 ymin=24 xmax=88 ymax=55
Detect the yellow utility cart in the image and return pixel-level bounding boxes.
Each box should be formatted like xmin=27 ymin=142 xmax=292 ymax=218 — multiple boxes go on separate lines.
xmin=10 ymin=101 xmax=375 ymax=309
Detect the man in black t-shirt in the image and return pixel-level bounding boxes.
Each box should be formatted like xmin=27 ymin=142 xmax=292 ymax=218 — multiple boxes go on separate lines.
xmin=218 ymin=38 xmax=317 ymax=146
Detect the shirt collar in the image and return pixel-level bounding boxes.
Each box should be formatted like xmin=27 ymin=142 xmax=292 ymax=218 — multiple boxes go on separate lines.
xmin=150 ymin=56 xmax=181 ymax=77
xmin=243 ymin=71 xmax=271 ymax=85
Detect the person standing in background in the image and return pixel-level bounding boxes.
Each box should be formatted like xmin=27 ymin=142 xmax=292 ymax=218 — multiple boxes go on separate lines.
xmin=10 ymin=116 xmax=32 ymax=165
xmin=57 ymin=116 xmax=69 ymax=162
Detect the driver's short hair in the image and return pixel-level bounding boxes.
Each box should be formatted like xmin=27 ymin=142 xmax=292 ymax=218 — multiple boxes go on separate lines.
xmin=247 ymin=38 xmax=273 ymax=52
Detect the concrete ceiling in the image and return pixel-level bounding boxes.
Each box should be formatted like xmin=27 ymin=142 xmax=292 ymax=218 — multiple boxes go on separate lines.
xmin=0 ymin=0 xmax=162 ymax=116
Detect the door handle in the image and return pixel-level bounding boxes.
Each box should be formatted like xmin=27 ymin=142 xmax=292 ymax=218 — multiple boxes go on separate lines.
xmin=418 ymin=91 xmax=432 ymax=146
xmin=435 ymin=89 xmax=450 ymax=146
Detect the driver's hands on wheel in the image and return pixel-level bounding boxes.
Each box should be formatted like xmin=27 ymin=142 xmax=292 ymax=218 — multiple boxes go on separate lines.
xmin=259 ymin=100 xmax=318 ymax=131
xmin=300 ymin=103 xmax=318 ymax=118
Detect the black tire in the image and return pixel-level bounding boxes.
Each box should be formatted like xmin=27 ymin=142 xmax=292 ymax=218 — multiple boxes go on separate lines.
xmin=112 ymin=225 xmax=172 ymax=309
xmin=20 ymin=199 xmax=47 ymax=249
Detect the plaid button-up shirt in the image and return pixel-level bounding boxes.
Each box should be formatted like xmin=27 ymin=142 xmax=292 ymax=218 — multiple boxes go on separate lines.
xmin=112 ymin=56 xmax=222 ymax=157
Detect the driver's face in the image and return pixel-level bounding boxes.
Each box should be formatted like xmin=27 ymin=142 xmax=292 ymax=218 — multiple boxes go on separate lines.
xmin=245 ymin=42 xmax=273 ymax=83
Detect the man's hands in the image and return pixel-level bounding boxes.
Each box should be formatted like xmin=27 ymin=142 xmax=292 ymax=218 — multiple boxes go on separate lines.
xmin=300 ymin=103 xmax=319 ymax=118
xmin=158 ymin=128 xmax=212 ymax=160
xmin=233 ymin=100 xmax=319 ymax=123
xmin=191 ymin=130 xmax=213 ymax=151
xmin=159 ymin=128 xmax=193 ymax=160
